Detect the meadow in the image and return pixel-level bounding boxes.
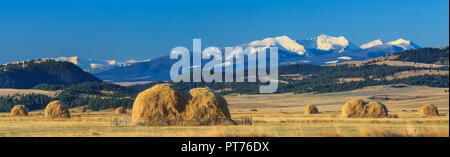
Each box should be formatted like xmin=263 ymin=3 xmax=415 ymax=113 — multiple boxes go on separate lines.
xmin=0 ymin=85 xmax=448 ymax=137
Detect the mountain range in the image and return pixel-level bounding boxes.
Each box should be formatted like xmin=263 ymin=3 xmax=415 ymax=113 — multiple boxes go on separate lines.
xmin=3 ymin=34 xmax=419 ymax=82
xmin=87 ymin=34 xmax=420 ymax=82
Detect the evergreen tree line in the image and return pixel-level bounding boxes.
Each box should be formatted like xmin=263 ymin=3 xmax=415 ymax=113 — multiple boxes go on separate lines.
xmin=0 ymin=94 xmax=52 ymax=112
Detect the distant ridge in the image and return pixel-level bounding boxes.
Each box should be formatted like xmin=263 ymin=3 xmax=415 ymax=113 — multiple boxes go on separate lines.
xmin=0 ymin=59 xmax=101 ymax=89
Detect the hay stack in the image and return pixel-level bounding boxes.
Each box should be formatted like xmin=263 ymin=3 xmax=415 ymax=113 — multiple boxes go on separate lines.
xmin=341 ymin=99 xmax=366 ymax=118
xmin=44 ymin=100 xmax=71 ymax=119
xmin=304 ymin=104 xmax=319 ymax=114
xmin=131 ymin=84 xmax=186 ymax=125
xmin=115 ymin=107 xmax=127 ymax=114
xmin=131 ymin=84 xmax=234 ymax=126
xmin=341 ymin=99 xmax=388 ymax=118
xmin=10 ymin=105 xmax=28 ymax=116
xmin=183 ymin=88 xmax=233 ymax=125
xmin=419 ymin=104 xmax=440 ymax=117
xmin=364 ymin=102 xmax=389 ymax=118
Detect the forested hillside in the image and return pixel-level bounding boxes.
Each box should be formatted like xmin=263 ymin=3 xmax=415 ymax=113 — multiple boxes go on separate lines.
xmin=0 ymin=60 xmax=101 ymax=89
xmin=392 ymin=47 xmax=449 ymax=65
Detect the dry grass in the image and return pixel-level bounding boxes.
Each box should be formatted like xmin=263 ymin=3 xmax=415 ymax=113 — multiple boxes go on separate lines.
xmin=0 ymin=110 xmax=447 ymax=137
xmin=0 ymin=85 xmax=447 ymax=137
xmin=0 ymin=89 xmax=59 ymax=97
xmin=359 ymin=126 xmax=449 ymax=137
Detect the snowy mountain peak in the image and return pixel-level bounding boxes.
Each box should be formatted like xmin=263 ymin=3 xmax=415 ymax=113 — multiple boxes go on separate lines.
xmin=360 ymin=39 xmax=385 ymax=49
xmin=248 ymin=35 xmax=307 ymax=55
xmin=387 ymin=38 xmax=420 ymax=50
xmin=388 ymin=38 xmax=410 ymax=45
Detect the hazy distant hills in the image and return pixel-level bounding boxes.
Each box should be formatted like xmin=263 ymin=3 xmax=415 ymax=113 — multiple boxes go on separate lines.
xmin=93 ymin=34 xmax=423 ymax=82
xmin=0 ymin=59 xmax=101 ymax=89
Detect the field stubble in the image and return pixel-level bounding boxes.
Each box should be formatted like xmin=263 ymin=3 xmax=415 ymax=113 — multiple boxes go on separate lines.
xmin=0 ymin=85 xmax=448 ymax=137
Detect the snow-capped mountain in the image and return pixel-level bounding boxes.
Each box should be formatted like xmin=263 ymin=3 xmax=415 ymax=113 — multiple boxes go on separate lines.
xmin=360 ymin=38 xmax=419 ymax=51
xmin=93 ymin=34 xmax=421 ymax=82
xmin=387 ymin=38 xmax=420 ymax=50
xmin=358 ymin=38 xmax=420 ymax=58
xmin=297 ymin=34 xmax=360 ymax=53
xmin=246 ymin=36 xmax=309 ymax=55
xmin=360 ymin=39 xmax=385 ymax=49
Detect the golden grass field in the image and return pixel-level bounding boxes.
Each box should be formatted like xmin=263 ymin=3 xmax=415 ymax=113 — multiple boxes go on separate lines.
xmin=0 ymin=85 xmax=448 ymax=137
xmin=0 ymin=89 xmax=59 ymax=97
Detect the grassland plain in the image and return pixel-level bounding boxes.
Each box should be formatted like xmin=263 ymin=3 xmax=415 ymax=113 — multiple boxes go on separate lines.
xmin=0 ymin=85 xmax=448 ymax=137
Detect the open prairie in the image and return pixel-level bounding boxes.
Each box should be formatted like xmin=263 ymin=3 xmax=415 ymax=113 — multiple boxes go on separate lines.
xmin=0 ymin=85 xmax=448 ymax=137
xmin=0 ymin=89 xmax=59 ymax=97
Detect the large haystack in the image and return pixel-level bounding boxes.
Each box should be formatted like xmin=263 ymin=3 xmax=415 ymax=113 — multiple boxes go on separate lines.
xmin=131 ymin=84 xmax=186 ymax=125
xmin=419 ymin=104 xmax=440 ymax=117
xmin=341 ymin=99 xmax=388 ymax=118
xmin=341 ymin=99 xmax=366 ymax=118
xmin=115 ymin=107 xmax=127 ymax=114
xmin=10 ymin=105 xmax=28 ymax=116
xmin=363 ymin=102 xmax=389 ymax=118
xmin=304 ymin=104 xmax=319 ymax=114
xmin=183 ymin=88 xmax=234 ymax=125
xmin=44 ymin=100 xmax=71 ymax=119
xmin=131 ymin=84 xmax=235 ymax=126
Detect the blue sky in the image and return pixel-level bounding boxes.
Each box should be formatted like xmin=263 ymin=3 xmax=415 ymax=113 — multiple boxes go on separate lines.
xmin=0 ymin=0 xmax=448 ymax=64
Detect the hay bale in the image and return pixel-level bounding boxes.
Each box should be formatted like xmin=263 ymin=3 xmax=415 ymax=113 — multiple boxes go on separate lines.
xmin=10 ymin=105 xmax=28 ymax=116
xmin=341 ymin=99 xmax=388 ymax=118
xmin=44 ymin=100 xmax=71 ymax=119
xmin=419 ymin=104 xmax=440 ymax=117
xmin=131 ymin=84 xmax=186 ymax=125
xmin=115 ymin=107 xmax=127 ymax=114
xmin=304 ymin=104 xmax=319 ymax=114
xmin=183 ymin=87 xmax=234 ymax=125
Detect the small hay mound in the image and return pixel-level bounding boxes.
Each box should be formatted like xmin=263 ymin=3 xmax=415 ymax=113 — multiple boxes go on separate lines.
xmin=183 ymin=87 xmax=234 ymax=125
xmin=44 ymin=100 xmax=71 ymax=119
xmin=131 ymin=84 xmax=186 ymax=125
xmin=115 ymin=107 xmax=127 ymax=114
xmin=341 ymin=99 xmax=388 ymax=118
xmin=304 ymin=104 xmax=319 ymax=114
xmin=10 ymin=105 xmax=28 ymax=116
xmin=419 ymin=104 xmax=440 ymax=117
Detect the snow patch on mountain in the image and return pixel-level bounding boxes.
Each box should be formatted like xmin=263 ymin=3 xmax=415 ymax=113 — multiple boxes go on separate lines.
xmin=325 ymin=60 xmax=339 ymax=64
xmin=337 ymin=56 xmax=352 ymax=60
